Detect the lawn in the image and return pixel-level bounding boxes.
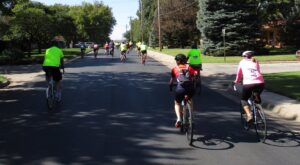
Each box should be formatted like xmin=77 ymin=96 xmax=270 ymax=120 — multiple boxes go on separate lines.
xmin=0 ymin=48 xmax=91 ymax=65
xmin=150 ymin=48 xmax=298 ymax=63
xmin=263 ymin=71 xmax=300 ymax=101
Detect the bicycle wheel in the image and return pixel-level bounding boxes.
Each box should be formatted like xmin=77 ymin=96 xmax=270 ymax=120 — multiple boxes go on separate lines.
xmin=46 ymin=85 xmax=55 ymax=110
xmin=254 ymin=104 xmax=267 ymax=142
xmin=186 ymin=103 xmax=194 ymax=145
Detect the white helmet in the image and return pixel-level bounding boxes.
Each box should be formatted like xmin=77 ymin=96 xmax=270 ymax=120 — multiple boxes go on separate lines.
xmin=242 ymin=50 xmax=254 ymax=58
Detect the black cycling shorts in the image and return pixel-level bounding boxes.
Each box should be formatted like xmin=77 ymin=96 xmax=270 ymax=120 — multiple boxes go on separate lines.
xmin=43 ymin=66 xmax=62 ymax=82
xmin=175 ymin=84 xmax=194 ymax=103
xmin=190 ymin=64 xmax=202 ymax=70
xmin=242 ymin=83 xmax=264 ymax=102
xmin=141 ymin=50 xmax=147 ymax=55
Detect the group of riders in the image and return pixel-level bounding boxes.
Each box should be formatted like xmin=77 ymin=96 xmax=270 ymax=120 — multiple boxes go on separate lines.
xmin=43 ymin=39 xmax=264 ymax=129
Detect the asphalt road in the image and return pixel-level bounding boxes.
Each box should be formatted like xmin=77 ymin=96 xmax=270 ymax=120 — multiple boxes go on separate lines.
xmin=0 ymin=49 xmax=299 ymax=165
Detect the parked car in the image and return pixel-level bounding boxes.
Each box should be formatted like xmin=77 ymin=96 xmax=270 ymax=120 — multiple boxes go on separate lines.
xmin=84 ymin=42 xmax=94 ymax=48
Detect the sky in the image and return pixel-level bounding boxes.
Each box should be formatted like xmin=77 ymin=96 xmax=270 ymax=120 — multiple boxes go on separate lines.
xmin=34 ymin=0 xmax=139 ymax=40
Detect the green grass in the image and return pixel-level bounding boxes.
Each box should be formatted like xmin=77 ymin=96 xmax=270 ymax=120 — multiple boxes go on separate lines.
xmin=264 ymin=71 xmax=300 ymax=101
xmin=150 ymin=48 xmax=298 ymax=63
xmin=0 ymin=48 xmax=92 ymax=65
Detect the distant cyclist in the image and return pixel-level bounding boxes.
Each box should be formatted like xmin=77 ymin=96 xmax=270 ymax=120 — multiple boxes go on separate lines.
xmin=93 ymin=43 xmax=99 ymax=58
xmin=187 ymin=43 xmax=202 ymax=71
xmin=109 ymin=40 xmax=115 ymax=56
xmin=120 ymin=42 xmax=128 ymax=61
xmin=140 ymin=42 xmax=147 ymax=65
xmin=136 ymin=41 xmax=141 ymax=56
xmin=80 ymin=43 xmax=86 ymax=58
xmin=42 ymin=40 xmax=64 ymax=101
xmin=104 ymin=42 xmax=109 ymax=55
xmin=169 ymin=54 xmax=197 ymax=128
xmin=233 ymin=50 xmax=265 ymax=123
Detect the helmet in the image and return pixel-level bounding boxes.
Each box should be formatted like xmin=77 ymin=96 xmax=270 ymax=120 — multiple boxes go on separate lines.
xmin=242 ymin=50 xmax=254 ymax=58
xmin=175 ymin=54 xmax=187 ymax=64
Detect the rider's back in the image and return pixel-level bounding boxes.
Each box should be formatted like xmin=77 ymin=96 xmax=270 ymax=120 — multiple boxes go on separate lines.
xmin=236 ymin=59 xmax=264 ymax=85
xmin=43 ymin=46 xmax=63 ymax=67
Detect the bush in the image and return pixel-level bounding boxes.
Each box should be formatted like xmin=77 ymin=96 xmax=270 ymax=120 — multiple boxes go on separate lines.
xmin=2 ymin=48 xmax=25 ymax=63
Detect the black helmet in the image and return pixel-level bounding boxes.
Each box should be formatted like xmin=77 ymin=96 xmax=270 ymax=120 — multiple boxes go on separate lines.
xmin=175 ymin=54 xmax=187 ymax=64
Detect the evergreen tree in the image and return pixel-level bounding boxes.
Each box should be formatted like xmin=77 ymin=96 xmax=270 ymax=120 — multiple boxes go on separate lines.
xmin=197 ymin=0 xmax=262 ymax=56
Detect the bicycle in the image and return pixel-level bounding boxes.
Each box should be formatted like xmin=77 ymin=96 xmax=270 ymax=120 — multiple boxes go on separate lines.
xmin=233 ymin=83 xmax=267 ymax=142
xmin=120 ymin=50 xmax=126 ymax=62
xmin=80 ymin=49 xmax=85 ymax=59
xmin=141 ymin=51 xmax=147 ymax=65
xmin=171 ymin=84 xmax=194 ymax=145
xmin=192 ymin=70 xmax=201 ymax=95
xmin=46 ymin=69 xmax=64 ymax=111
xmin=93 ymin=49 xmax=98 ymax=58
xmin=46 ymin=75 xmax=58 ymax=110
xmin=189 ymin=64 xmax=202 ymax=95
xmin=109 ymin=47 xmax=114 ymax=57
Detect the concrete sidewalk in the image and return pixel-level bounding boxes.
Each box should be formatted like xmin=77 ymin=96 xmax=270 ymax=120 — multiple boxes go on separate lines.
xmin=148 ymin=50 xmax=300 ymax=122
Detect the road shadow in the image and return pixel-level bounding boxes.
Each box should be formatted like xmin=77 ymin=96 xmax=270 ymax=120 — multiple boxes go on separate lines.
xmin=0 ymin=67 xmax=199 ymax=164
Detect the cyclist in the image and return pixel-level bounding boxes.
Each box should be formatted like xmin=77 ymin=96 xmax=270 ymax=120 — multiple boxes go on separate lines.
xmin=140 ymin=42 xmax=147 ymax=65
xmin=93 ymin=43 xmax=99 ymax=58
xmin=187 ymin=43 xmax=202 ymax=71
xmin=233 ymin=50 xmax=265 ymax=123
xmin=169 ymin=54 xmax=197 ymax=128
xmin=120 ymin=42 xmax=128 ymax=60
xmin=42 ymin=40 xmax=64 ymax=101
xmin=136 ymin=41 xmax=141 ymax=56
xmin=109 ymin=40 xmax=115 ymax=56
xmin=104 ymin=42 xmax=109 ymax=55
xmin=80 ymin=42 xmax=86 ymax=58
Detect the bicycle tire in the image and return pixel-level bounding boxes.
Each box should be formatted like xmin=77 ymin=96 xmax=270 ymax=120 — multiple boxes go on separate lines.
xmin=186 ymin=103 xmax=194 ymax=145
xmin=46 ymin=85 xmax=55 ymax=110
xmin=254 ymin=104 xmax=267 ymax=142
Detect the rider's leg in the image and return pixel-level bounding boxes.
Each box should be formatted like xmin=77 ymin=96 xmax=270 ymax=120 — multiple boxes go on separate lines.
xmin=174 ymin=101 xmax=181 ymax=122
xmin=242 ymin=84 xmax=253 ymax=122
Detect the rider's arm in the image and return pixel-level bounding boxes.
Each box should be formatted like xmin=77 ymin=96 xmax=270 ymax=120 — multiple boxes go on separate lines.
xmin=169 ymin=69 xmax=176 ymax=91
xmin=234 ymin=61 xmax=243 ymax=83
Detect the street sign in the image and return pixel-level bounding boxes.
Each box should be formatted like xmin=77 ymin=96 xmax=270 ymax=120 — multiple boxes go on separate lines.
xmin=222 ymin=28 xmax=226 ymax=36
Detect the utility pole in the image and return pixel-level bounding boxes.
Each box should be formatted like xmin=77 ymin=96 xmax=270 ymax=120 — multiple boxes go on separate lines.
xmin=128 ymin=16 xmax=133 ymax=42
xmin=139 ymin=0 xmax=144 ymax=42
xmin=222 ymin=28 xmax=226 ymax=62
xmin=158 ymin=0 xmax=161 ymax=51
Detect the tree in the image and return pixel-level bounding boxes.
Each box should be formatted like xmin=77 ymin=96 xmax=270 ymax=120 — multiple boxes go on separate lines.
xmin=48 ymin=4 xmax=77 ymax=46
xmin=10 ymin=1 xmax=51 ymax=55
xmin=197 ymin=0 xmax=262 ymax=56
xmin=256 ymin=0 xmax=300 ymax=47
xmin=156 ymin=0 xmax=199 ymax=48
xmin=0 ymin=0 xmax=28 ymax=15
xmin=69 ymin=1 xmax=116 ymax=44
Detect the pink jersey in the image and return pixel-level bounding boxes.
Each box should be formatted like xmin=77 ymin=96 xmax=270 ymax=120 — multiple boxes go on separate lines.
xmin=234 ymin=58 xmax=264 ymax=85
